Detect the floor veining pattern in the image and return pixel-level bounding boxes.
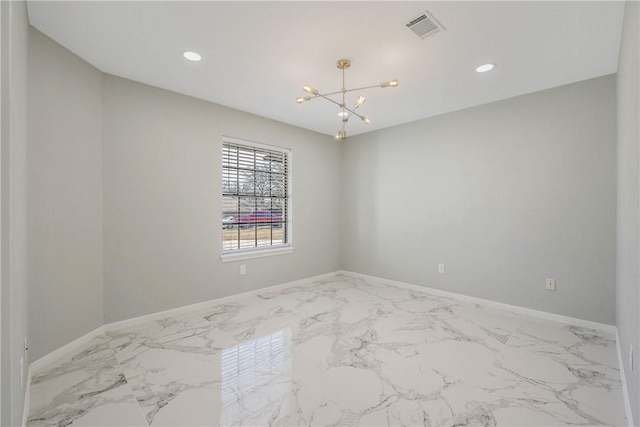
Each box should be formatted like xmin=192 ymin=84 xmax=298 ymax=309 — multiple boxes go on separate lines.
xmin=27 ymin=274 xmax=627 ymax=426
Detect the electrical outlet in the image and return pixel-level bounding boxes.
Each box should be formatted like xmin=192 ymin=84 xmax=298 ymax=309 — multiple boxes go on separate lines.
xmin=240 ymin=264 xmax=246 ymax=275
xmin=545 ymin=278 xmax=556 ymax=291
xmin=438 ymin=264 xmax=445 ymax=274
xmin=630 ymin=345 xmax=634 ymax=372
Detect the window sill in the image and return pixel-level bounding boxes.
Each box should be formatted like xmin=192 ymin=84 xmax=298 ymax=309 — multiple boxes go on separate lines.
xmin=220 ymin=246 xmax=294 ymax=263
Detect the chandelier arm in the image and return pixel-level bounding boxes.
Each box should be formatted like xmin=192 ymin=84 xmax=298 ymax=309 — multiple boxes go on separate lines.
xmin=315 ymin=93 xmax=345 ymax=109
xmin=300 ymin=92 xmax=341 ymax=102
xmin=348 ymin=110 xmax=366 ymax=121
xmin=307 ymin=82 xmax=396 ymax=101
xmin=305 ymin=94 xmax=369 ymax=122
xmin=308 ymin=93 xmax=364 ymax=121
xmin=312 ymin=90 xmax=343 ymax=98
xmin=343 ymin=84 xmax=388 ymax=93
xmin=343 ymin=106 xmax=366 ymax=121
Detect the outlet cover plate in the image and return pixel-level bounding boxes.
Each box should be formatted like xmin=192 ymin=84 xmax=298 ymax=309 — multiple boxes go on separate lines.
xmin=545 ymin=278 xmax=556 ymax=291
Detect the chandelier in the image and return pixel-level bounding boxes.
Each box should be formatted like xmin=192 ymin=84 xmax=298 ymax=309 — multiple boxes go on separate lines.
xmin=296 ymin=59 xmax=398 ymax=140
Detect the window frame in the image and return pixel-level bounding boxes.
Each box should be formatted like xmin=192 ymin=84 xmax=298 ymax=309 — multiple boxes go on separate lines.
xmin=220 ymin=136 xmax=293 ymax=262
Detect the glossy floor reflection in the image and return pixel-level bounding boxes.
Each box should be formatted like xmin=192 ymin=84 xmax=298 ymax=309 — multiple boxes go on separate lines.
xmin=27 ymin=274 xmax=627 ymax=426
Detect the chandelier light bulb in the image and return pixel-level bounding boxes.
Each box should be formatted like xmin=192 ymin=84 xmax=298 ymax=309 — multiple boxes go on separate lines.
xmin=296 ymin=97 xmax=310 ymax=104
xmin=356 ymin=96 xmax=366 ymax=107
xmin=381 ymin=79 xmax=399 ymax=88
xmin=361 ymin=116 xmax=371 ymax=124
xmin=303 ymin=85 xmax=318 ymax=95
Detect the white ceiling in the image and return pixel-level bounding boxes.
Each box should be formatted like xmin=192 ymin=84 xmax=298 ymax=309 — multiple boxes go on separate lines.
xmin=27 ymin=1 xmax=625 ymax=138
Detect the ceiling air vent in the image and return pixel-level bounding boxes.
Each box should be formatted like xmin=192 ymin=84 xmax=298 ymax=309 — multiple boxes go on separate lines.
xmin=406 ymin=11 xmax=445 ymax=39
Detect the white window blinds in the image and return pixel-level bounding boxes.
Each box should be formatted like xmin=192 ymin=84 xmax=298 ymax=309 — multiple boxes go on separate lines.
xmin=222 ymin=139 xmax=290 ymax=252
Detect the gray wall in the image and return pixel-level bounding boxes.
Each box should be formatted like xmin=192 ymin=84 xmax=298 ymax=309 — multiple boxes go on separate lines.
xmin=26 ymin=28 xmax=342 ymax=358
xmin=24 ymin=12 xmax=626 ymax=403
xmin=102 ymin=75 xmax=342 ymax=322
xmin=27 ymin=29 xmax=104 ymax=361
xmin=616 ymin=1 xmax=639 ymax=423
xmin=1 ymin=1 xmax=29 ymax=425
xmin=342 ymin=76 xmax=617 ymax=325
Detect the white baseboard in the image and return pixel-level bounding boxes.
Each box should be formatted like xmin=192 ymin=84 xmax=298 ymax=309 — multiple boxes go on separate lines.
xmin=24 ymin=271 xmax=341 ymax=421
xmin=103 ymin=271 xmax=339 ymax=332
xmin=337 ymin=270 xmax=616 ymax=333
xmin=616 ymin=329 xmax=635 ymax=427
xmin=30 ymin=269 xmax=616 ymax=375
xmin=29 ymin=325 xmax=108 ymax=375
xmin=21 ymin=364 xmax=31 ymax=427
xmin=29 ymin=271 xmax=340 ymax=375
xmin=25 ymin=269 xmax=623 ymax=425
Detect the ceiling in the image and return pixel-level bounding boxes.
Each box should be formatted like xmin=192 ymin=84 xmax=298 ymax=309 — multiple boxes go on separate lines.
xmin=27 ymin=1 xmax=625 ymax=138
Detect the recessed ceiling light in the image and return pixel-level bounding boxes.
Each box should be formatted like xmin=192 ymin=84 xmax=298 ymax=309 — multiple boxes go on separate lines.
xmin=183 ymin=51 xmax=202 ymax=62
xmin=476 ymin=63 xmax=495 ymax=73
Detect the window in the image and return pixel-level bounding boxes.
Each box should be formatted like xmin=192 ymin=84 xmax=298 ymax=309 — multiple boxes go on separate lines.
xmin=221 ymin=137 xmax=291 ymax=257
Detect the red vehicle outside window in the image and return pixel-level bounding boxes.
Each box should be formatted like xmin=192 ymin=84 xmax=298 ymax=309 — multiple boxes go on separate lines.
xmin=236 ymin=211 xmax=283 ymax=228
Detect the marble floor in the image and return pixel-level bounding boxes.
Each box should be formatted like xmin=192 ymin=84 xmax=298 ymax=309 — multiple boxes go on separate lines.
xmin=27 ymin=274 xmax=627 ymax=426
